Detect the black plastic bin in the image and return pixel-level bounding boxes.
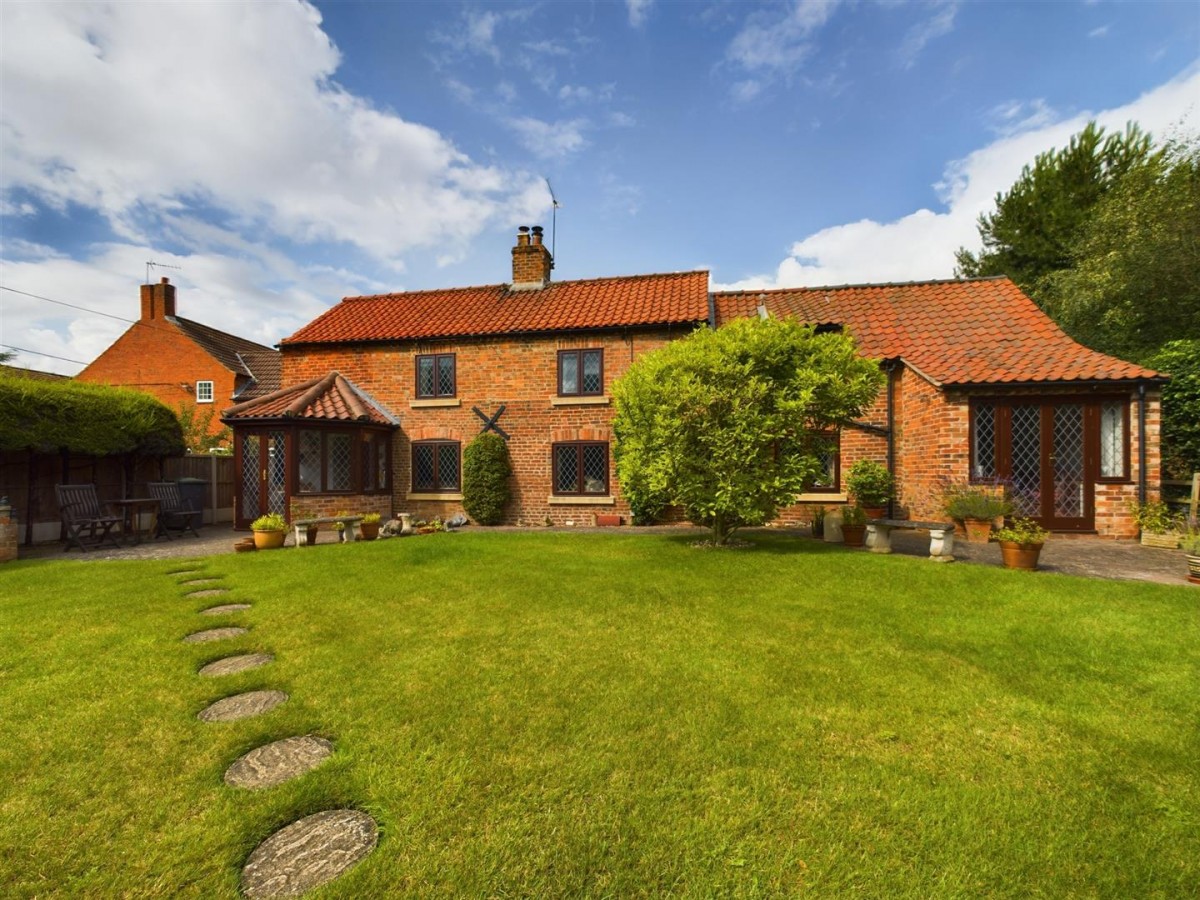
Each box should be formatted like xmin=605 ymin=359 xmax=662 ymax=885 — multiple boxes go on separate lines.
xmin=175 ymin=477 xmax=208 ymax=516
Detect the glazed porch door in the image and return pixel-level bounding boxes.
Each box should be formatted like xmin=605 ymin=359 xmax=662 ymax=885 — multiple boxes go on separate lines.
xmin=1006 ymin=401 xmax=1092 ymax=531
xmin=235 ymin=429 xmax=288 ymax=529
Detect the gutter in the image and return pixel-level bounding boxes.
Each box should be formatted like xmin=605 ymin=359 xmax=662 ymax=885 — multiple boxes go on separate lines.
xmin=1138 ymin=382 xmax=1148 ymax=512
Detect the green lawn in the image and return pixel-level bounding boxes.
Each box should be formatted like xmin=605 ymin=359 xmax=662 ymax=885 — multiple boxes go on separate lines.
xmin=1 ymin=532 xmax=1197 ymax=898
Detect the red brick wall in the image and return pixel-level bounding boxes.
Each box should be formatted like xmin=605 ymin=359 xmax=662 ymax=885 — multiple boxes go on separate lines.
xmin=77 ymin=320 xmax=234 ymax=438
xmin=281 ymin=326 xmax=689 ymax=525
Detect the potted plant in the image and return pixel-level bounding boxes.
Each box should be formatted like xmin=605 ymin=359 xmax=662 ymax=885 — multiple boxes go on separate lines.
xmin=993 ymin=517 xmax=1049 ymax=570
xmin=250 ymin=512 xmax=288 ymax=550
xmin=846 ymin=460 xmax=894 ymax=518
xmin=944 ymin=487 xmax=1012 ymax=542
xmin=1130 ymin=500 xmax=1184 ymax=549
xmin=811 ymin=506 xmax=826 ymax=539
xmin=360 ymin=512 xmax=382 ymax=540
xmin=841 ymin=504 xmax=867 ymax=547
xmin=1182 ymin=530 xmax=1200 ymax=585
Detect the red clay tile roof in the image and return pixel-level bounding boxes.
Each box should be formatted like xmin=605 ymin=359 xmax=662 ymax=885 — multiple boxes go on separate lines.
xmin=222 ymin=372 xmax=396 ymax=424
xmin=169 ymin=316 xmax=282 ymax=399
xmin=713 ymin=277 xmax=1162 ymax=386
xmin=280 ymin=270 xmax=710 ymax=345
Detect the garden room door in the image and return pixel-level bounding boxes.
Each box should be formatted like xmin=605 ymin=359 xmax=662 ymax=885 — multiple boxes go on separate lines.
xmin=235 ymin=429 xmax=289 ymax=530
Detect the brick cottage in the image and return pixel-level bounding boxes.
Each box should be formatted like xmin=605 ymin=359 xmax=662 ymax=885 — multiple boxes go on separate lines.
xmin=223 ymin=226 xmax=1163 ymax=537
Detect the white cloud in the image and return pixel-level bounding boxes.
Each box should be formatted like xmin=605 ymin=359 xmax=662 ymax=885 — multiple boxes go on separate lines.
xmin=627 ymin=0 xmax=653 ymax=28
xmin=712 ymin=66 xmax=1200 ymax=291
xmin=986 ymin=98 xmax=1058 ymax=137
xmin=505 ymin=116 xmax=590 ymax=159
xmin=0 ymin=1 xmax=544 ymax=268
xmin=898 ymin=1 xmax=959 ymax=69
xmin=1089 ymin=24 xmax=1110 ymax=39
xmin=727 ymin=0 xmax=841 ymax=81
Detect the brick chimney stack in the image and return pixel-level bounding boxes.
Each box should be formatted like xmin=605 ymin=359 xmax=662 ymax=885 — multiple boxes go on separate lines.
xmin=139 ymin=277 xmax=177 ymax=321
xmin=511 ymin=225 xmax=552 ymax=290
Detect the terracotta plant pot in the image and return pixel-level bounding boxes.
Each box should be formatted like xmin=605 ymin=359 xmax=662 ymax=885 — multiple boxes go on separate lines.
xmin=594 ymin=514 xmax=622 ymax=527
xmin=1186 ymin=553 xmax=1200 ymax=586
xmin=963 ymin=518 xmax=993 ymax=543
xmin=999 ymin=540 xmax=1043 ymax=570
xmin=252 ymin=529 xmax=287 ymax=550
xmin=841 ymin=524 xmax=866 ymax=547
xmin=360 ymin=521 xmax=380 ymax=540
xmin=861 ymin=507 xmax=886 ymax=521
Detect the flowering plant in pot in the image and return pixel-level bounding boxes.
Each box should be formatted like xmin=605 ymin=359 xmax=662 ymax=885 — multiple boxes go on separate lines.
xmin=993 ymin=517 xmax=1049 ymax=570
xmin=1182 ymin=529 xmax=1200 ymax=585
xmin=944 ymin=486 xmax=1012 ymax=542
xmin=845 ymin=460 xmax=893 ymax=518
xmin=840 ymin=503 xmax=867 ymax=547
xmin=359 ymin=512 xmax=382 ymax=540
xmin=250 ymin=512 xmax=288 ymax=550
xmin=1130 ymin=500 xmax=1184 ymax=549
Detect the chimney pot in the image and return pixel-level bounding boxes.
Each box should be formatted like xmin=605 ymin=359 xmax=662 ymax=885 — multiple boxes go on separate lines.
xmin=161 ymin=277 xmax=170 ymax=285
xmin=511 ymin=223 xmax=552 ymax=289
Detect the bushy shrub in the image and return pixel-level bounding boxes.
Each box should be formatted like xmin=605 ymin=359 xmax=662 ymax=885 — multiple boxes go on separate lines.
xmin=1146 ymin=339 xmax=1200 ymax=479
xmin=845 ymin=460 xmax=894 ymax=507
xmin=462 ymin=433 xmax=512 ymax=525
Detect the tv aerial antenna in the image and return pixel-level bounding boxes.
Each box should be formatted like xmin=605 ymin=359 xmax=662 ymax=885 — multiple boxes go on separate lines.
xmin=145 ymin=260 xmax=182 ymax=284
xmin=545 ymin=177 xmax=561 ymax=269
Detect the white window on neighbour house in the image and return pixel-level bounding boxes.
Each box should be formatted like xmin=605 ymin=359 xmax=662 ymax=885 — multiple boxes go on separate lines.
xmin=196 ymin=381 xmax=214 ymax=403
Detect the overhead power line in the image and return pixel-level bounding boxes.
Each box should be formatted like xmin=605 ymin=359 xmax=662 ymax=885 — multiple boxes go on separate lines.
xmin=1 ymin=344 xmax=90 ymax=366
xmin=0 ymin=284 xmax=140 ymax=325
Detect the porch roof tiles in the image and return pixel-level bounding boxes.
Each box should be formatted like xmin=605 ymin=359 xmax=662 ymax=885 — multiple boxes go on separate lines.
xmin=712 ymin=277 xmax=1161 ymax=386
xmin=222 ymin=372 xmax=396 ymax=425
xmin=280 ymin=270 xmax=710 ymax=345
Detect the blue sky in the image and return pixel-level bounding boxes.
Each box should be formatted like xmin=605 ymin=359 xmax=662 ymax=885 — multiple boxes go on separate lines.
xmin=1 ymin=0 xmax=1197 ymax=374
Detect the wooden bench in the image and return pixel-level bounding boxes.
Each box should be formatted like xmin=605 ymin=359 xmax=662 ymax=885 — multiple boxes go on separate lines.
xmin=867 ymin=518 xmax=956 ymax=562
xmin=55 ymin=483 xmax=123 ymax=552
xmin=147 ymin=482 xmax=201 ymax=539
xmin=292 ymin=515 xmax=363 ymax=547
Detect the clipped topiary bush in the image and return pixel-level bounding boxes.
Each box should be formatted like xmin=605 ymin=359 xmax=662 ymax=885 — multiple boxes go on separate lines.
xmin=462 ymin=432 xmax=512 ymax=525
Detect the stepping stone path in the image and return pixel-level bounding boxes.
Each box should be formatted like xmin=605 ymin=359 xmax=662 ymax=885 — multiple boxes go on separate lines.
xmin=200 ymin=603 xmax=252 ymax=616
xmin=198 ymin=690 xmax=288 ymax=723
xmin=199 ymin=653 xmax=274 ymax=678
xmin=167 ymin=568 xmax=202 ymax=576
xmin=241 ymin=809 xmax=377 ymax=899
xmin=181 ymin=577 xmax=222 ymax=586
xmin=184 ymin=626 xmax=248 ymax=644
xmin=224 ymin=735 xmax=334 ymax=790
xmin=186 ymin=588 xmax=230 ymax=598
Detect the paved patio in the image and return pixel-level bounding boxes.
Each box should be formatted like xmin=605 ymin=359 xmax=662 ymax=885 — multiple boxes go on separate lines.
xmin=10 ymin=522 xmax=1196 ymax=587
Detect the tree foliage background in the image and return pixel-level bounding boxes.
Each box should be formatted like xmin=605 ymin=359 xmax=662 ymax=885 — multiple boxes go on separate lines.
xmin=957 ymin=122 xmax=1200 ymax=477
xmin=612 ymin=318 xmax=884 ymax=544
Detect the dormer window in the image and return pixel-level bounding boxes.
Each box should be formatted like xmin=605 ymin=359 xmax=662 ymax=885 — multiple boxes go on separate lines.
xmin=416 ymin=354 xmax=455 ymax=399
xmin=558 ymin=349 xmax=603 ymax=396
xmin=196 ymin=381 xmax=214 ymax=403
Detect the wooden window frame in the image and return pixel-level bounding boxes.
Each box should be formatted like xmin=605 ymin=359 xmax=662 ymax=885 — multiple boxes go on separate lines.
xmin=557 ymin=349 xmax=604 ymax=397
xmin=195 ymin=380 xmax=214 ymax=404
xmin=411 ymin=440 xmax=461 ymax=493
xmin=1095 ymin=398 xmax=1131 ymax=484
xmin=415 ymin=353 xmax=456 ymax=399
xmin=296 ymin=426 xmax=391 ymax=495
xmin=552 ymin=441 xmax=610 ymax=496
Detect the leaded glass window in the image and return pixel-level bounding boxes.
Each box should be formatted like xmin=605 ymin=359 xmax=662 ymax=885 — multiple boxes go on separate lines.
xmin=326 ymin=433 xmax=352 ymax=491
xmin=416 ymin=354 xmax=455 ymax=398
xmin=553 ymin=442 xmax=609 ymax=494
xmin=810 ymin=433 xmax=840 ymax=492
xmin=972 ymin=403 xmax=997 ymax=481
xmin=558 ymin=349 xmax=603 ymax=396
xmin=298 ymin=430 xmax=322 ymax=493
xmin=1099 ymin=400 xmax=1126 ymax=479
xmin=412 ymin=441 xmax=459 ymax=492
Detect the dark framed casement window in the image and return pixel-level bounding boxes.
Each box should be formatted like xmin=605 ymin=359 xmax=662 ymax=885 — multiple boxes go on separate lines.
xmin=360 ymin=432 xmax=391 ymax=492
xmin=553 ymin=441 xmax=609 ymax=495
xmin=1096 ymin=398 xmax=1130 ymax=482
xmin=558 ymin=349 xmax=603 ymax=396
xmin=416 ymin=353 xmax=456 ymax=399
xmin=297 ymin=427 xmax=390 ymax=494
xmin=809 ymin=432 xmax=841 ymax=493
xmin=412 ymin=440 xmax=461 ymax=492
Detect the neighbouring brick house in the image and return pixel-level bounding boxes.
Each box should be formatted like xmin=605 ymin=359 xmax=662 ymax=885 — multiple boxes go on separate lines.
xmin=78 ymin=278 xmax=281 ymax=441
xmin=222 ymin=227 xmax=1163 ymax=537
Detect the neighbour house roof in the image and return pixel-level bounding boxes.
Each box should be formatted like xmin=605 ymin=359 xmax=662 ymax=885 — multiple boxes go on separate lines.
xmin=712 ymin=277 xmax=1162 ymax=387
xmin=222 ymin=371 xmax=397 ymax=425
xmin=169 ymin=316 xmax=282 ymax=398
xmin=280 ymin=270 xmax=711 ymax=346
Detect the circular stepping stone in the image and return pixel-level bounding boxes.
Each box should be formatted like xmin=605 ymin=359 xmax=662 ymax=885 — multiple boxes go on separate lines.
xmin=225 ymin=735 xmax=334 ymax=790
xmin=186 ymin=588 xmax=229 ymax=598
xmin=199 ymin=653 xmax=274 ymax=678
xmin=200 ymin=603 xmax=251 ymax=616
xmin=198 ymin=690 xmax=288 ymax=723
xmin=181 ymin=577 xmax=222 ymax=586
xmin=184 ymin=627 xmax=248 ymax=644
xmin=167 ymin=568 xmax=201 ymax=576
xmin=241 ymin=809 xmax=377 ymax=899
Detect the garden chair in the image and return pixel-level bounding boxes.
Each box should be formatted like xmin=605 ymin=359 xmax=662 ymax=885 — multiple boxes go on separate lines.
xmin=147 ymin=481 xmax=201 ymax=539
xmin=55 ymin=483 xmax=123 ymax=552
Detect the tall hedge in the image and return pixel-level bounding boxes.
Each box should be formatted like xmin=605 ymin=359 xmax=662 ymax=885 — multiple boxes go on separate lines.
xmin=462 ymin=432 xmax=512 ymax=525
xmin=0 ymin=374 xmax=185 ymax=456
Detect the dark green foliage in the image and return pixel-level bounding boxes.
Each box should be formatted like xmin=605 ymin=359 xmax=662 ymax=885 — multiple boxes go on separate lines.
xmin=955 ymin=121 xmax=1156 ymax=292
xmin=1147 ymin=340 xmax=1200 ymax=479
xmin=0 ymin=374 xmax=185 ymax=456
xmin=462 ymin=432 xmax=512 ymax=525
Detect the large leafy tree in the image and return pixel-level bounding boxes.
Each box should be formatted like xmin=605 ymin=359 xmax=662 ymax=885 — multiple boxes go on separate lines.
xmin=955 ymin=121 xmax=1157 ymax=292
xmin=1146 ymin=340 xmax=1200 ymax=479
xmin=612 ymin=317 xmax=884 ymax=545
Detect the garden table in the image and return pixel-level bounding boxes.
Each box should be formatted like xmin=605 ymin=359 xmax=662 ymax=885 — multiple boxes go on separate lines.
xmin=111 ymin=498 xmax=160 ymax=546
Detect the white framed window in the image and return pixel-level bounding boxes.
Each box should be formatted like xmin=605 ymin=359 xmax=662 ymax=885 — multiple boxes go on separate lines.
xmin=196 ymin=381 xmax=214 ymax=403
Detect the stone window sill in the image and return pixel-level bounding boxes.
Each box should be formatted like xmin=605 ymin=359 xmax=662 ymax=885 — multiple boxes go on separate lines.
xmin=550 ymin=395 xmax=610 ymax=407
xmin=407 ymin=492 xmax=463 ymax=501
xmin=410 ymin=398 xmax=461 ymax=408
xmin=796 ymin=492 xmax=847 ymax=503
xmin=547 ymin=495 xmax=616 ymax=505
